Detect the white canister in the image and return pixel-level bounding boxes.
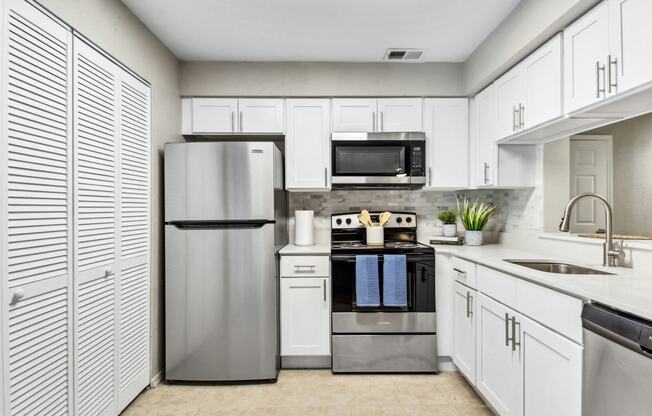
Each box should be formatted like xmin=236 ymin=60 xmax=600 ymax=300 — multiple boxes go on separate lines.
xmin=366 ymin=226 xmax=384 ymax=246
xmin=294 ymin=210 xmax=315 ymax=246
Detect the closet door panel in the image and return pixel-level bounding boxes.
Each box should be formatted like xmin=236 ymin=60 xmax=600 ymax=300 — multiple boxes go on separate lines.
xmin=72 ymin=37 xmax=118 ymax=416
xmin=117 ymin=71 xmax=150 ymax=412
xmin=1 ymin=1 xmax=73 ymax=415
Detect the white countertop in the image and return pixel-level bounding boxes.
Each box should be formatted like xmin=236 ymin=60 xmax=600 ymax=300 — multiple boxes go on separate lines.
xmin=434 ymin=243 xmax=652 ymax=321
xmin=279 ymin=243 xmax=331 ymax=255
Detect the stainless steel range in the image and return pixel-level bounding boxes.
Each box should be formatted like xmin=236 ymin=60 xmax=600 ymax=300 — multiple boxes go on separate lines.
xmin=330 ymin=212 xmax=437 ymax=373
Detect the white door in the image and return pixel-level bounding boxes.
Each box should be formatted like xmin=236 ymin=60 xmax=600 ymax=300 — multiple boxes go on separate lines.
xmin=453 ymin=282 xmax=476 ymax=384
xmin=73 ymin=37 xmax=118 ymax=416
xmin=609 ymin=0 xmax=652 ymax=94
xmin=191 ymin=98 xmax=238 ymax=133
xmin=281 ymin=277 xmax=330 ymax=356
xmin=285 ymin=99 xmax=331 ymax=190
xmin=495 ymin=66 xmax=524 ymax=140
xmin=474 ymin=85 xmax=497 ymax=186
xmin=1 ymin=1 xmax=73 ymax=414
xmin=563 ymin=2 xmax=610 ymax=113
xmin=238 ymin=98 xmax=284 ymax=133
xmin=569 ymin=137 xmax=612 ymax=232
xmin=522 ymin=34 xmax=563 ymax=129
xmin=377 ymin=98 xmax=423 ymax=132
xmin=521 ymin=315 xmax=582 ymax=416
xmin=476 ymin=294 xmax=523 ymax=416
xmin=116 ymin=69 xmax=151 ymax=413
xmin=423 ymin=98 xmax=469 ymax=188
xmin=331 ymin=98 xmax=377 ymax=132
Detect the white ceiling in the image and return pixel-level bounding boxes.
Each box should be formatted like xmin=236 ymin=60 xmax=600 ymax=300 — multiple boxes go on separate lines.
xmin=122 ymin=0 xmax=521 ymax=62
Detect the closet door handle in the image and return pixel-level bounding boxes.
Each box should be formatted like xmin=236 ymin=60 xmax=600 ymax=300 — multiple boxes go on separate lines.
xmin=608 ymin=54 xmax=618 ymax=94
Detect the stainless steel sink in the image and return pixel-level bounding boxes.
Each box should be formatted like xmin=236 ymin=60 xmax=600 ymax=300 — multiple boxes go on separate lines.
xmin=504 ymin=260 xmax=615 ymax=275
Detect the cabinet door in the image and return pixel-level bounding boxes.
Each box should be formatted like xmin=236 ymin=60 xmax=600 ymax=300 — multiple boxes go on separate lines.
xmin=423 ymin=98 xmax=469 ymax=188
xmin=238 ymin=98 xmax=284 ymax=133
xmin=1 ymin=1 xmax=73 ymax=414
xmin=331 ymin=98 xmax=377 ymax=132
xmin=191 ymin=98 xmax=238 ymax=133
xmin=495 ymin=66 xmax=525 ymax=140
xmin=116 ymin=69 xmax=151 ymax=413
xmin=377 ymin=98 xmax=423 ymax=132
xmin=522 ymin=34 xmax=563 ymax=129
xmin=453 ymin=282 xmax=476 ymax=384
xmin=281 ymin=277 xmax=330 ymax=356
xmin=609 ymin=0 xmax=652 ymax=94
xmin=563 ymin=2 xmax=610 ymax=113
xmin=285 ymin=99 xmax=331 ymax=190
xmin=521 ymin=315 xmax=582 ymax=416
xmin=73 ymin=37 xmax=118 ymax=416
xmin=474 ymin=85 xmax=497 ymax=186
xmin=476 ymin=294 xmax=522 ymax=416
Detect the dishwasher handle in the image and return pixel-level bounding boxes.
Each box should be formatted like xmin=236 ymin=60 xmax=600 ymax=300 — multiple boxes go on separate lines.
xmin=582 ymin=303 xmax=652 ymax=358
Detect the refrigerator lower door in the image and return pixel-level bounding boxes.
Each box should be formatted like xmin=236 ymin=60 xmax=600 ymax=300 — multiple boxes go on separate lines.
xmin=165 ymin=223 xmax=278 ymax=381
xmin=164 ymin=142 xmax=281 ymax=222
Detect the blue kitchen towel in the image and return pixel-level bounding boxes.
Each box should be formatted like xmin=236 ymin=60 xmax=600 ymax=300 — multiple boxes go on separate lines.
xmin=383 ymin=255 xmax=407 ymax=307
xmin=355 ymin=255 xmax=380 ymax=307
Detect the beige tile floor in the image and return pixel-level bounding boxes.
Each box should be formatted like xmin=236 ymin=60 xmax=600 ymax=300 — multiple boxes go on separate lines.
xmin=122 ymin=370 xmax=493 ymax=416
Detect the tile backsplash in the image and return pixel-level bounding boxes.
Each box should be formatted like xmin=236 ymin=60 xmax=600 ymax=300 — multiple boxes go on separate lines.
xmin=288 ymin=187 xmax=540 ymax=244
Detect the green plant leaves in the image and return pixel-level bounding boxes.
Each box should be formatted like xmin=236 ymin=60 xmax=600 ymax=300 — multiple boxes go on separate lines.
xmin=457 ymin=197 xmax=496 ymax=231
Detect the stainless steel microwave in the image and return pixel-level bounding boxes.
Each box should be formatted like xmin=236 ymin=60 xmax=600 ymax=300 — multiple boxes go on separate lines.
xmin=331 ymin=132 xmax=426 ymax=189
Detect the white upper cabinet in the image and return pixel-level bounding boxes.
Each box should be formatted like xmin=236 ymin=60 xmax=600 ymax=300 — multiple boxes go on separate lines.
xmin=285 ymin=99 xmax=331 ymax=190
xmin=564 ymin=2 xmax=610 ymax=113
xmin=472 ymin=85 xmax=497 ymax=186
xmin=522 ymin=34 xmax=563 ymax=129
xmin=332 ymin=98 xmax=422 ymax=132
xmin=495 ymin=66 xmax=525 ymax=139
xmin=423 ymin=98 xmax=469 ymax=188
xmin=238 ymin=98 xmax=284 ymax=133
xmin=331 ymin=98 xmax=377 ymax=132
xmin=192 ymin=98 xmax=238 ymax=132
xmin=377 ymin=98 xmax=423 ymax=132
xmin=608 ymin=0 xmax=652 ymax=94
xmin=495 ymin=34 xmax=563 ymax=141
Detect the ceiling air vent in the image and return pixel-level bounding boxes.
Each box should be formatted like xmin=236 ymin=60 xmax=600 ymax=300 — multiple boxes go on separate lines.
xmin=384 ymin=48 xmax=424 ymax=61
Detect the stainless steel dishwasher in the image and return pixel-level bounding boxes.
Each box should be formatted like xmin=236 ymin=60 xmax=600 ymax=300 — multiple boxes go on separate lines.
xmin=582 ymin=303 xmax=652 ymax=416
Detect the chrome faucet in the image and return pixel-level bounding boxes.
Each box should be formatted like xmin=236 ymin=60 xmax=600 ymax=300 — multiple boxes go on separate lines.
xmin=559 ymin=193 xmax=623 ymax=267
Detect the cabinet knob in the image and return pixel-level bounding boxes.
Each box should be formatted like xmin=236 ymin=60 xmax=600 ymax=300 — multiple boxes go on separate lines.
xmin=105 ymin=265 xmax=114 ymax=277
xmin=11 ymin=288 xmax=26 ymax=305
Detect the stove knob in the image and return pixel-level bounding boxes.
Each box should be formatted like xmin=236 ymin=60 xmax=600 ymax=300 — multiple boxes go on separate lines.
xmin=336 ymin=219 xmax=342 ymax=225
xmin=406 ymin=217 xmax=412 ymax=223
xmin=396 ymin=217 xmax=402 ymax=224
xmin=345 ymin=218 xmax=352 ymax=225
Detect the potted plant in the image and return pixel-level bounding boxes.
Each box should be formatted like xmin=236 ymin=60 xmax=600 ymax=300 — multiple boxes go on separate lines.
xmin=458 ymin=198 xmax=496 ymax=246
xmin=437 ymin=210 xmax=458 ymax=237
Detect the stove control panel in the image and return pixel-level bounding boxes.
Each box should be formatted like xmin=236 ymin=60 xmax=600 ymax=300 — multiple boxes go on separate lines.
xmin=331 ymin=212 xmax=417 ymax=229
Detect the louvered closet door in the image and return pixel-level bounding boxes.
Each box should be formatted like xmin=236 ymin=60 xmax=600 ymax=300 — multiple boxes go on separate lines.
xmin=0 ymin=1 xmax=73 ymax=415
xmin=72 ymin=37 xmax=119 ymax=416
xmin=116 ymin=69 xmax=150 ymax=413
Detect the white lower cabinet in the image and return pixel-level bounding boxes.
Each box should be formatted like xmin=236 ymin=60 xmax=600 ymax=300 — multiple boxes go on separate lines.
xmin=476 ymin=293 xmax=523 ymax=416
xmin=452 ymin=282 xmax=476 ymax=383
xmin=280 ymin=277 xmax=330 ymax=356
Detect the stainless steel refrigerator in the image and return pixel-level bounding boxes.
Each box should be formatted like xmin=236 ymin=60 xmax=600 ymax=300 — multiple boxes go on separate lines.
xmin=164 ymin=141 xmax=287 ymax=382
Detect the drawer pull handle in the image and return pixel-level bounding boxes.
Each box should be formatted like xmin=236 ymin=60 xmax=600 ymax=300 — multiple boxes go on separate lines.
xmin=453 ymin=268 xmax=466 ymax=276
xmin=294 ymin=265 xmax=316 ymax=273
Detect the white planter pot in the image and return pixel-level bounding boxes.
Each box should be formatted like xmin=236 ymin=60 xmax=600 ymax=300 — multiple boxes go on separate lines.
xmin=465 ymin=230 xmax=483 ymax=246
xmin=442 ymin=224 xmax=457 ymax=237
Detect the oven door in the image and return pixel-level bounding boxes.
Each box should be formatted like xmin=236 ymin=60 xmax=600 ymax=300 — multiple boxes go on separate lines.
xmin=331 ymin=253 xmax=435 ymax=314
xmin=331 ymin=141 xmax=410 ymax=185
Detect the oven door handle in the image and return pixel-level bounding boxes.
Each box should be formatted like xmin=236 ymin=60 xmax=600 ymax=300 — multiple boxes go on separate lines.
xmin=331 ymin=254 xmax=434 ymax=263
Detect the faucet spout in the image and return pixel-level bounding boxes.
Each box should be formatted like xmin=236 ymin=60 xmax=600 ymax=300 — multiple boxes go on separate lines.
xmin=559 ymin=193 xmax=621 ymax=267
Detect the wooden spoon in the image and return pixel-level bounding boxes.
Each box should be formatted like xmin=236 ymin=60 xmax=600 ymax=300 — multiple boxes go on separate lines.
xmin=379 ymin=211 xmax=392 ymax=227
xmin=358 ymin=210 xmax=373 ymax=228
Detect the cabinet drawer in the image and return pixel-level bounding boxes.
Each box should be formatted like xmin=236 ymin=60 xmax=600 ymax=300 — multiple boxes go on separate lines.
xmin=516 ymin=279 xmax=583 ymax=344
xmin=477 ymin=265 xmax=516 ymax=308
xmin=452 ymin=257 xmax=477 ymax=288
xmin=281 ymin=255 xmax=330 ymax=277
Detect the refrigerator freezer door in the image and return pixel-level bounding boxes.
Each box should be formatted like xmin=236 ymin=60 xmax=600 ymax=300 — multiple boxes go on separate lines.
xmin=165 ymin=223 xmax=278 ymax=381
xmin=165 ymin=142 xmax=278 ymax=221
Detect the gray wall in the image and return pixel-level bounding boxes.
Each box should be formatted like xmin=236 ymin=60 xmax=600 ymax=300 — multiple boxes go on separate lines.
xmin=180 ymin=61 xmax=464 ymax=97
xmin=463 ymin=0 xmax=600 ymax=94
xmin=38 ymin=0 xmax=182 ymax=382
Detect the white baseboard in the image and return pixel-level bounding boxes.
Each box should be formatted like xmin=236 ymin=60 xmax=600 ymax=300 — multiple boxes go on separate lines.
xmin=437 ymin=356 xmax=458 ymax=372
xmin=150 ymin=370 xmax=163 ymax=388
